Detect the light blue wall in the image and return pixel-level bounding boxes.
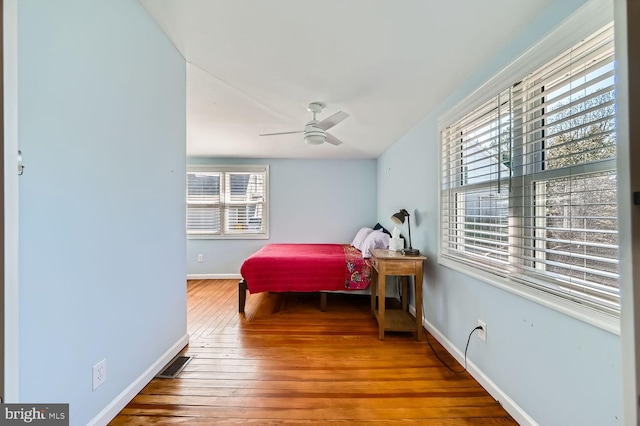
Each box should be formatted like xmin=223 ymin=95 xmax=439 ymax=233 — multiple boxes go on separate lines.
xmin=377 ymin=1 xmax=622 ymax=425
xmin=17 ymin=1 xmax=186 ymax=424
xmin=187 ymin=158 xmax=377 ymax=275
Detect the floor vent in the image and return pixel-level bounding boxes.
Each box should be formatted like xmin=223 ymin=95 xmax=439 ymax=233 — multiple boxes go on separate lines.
xmin=156 ymin=355 xmax=192 ymax=379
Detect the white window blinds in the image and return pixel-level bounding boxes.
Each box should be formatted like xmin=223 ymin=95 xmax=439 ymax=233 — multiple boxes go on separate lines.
xmin=441 ymin=89 xmax=512 ymax=275
xmin=187 ymin=171 xmax=221 ymax=233
xmin=187 ymin=166 xmax=269 ymax=238
xmin=441 ymin=24 xmax=618 ymax=313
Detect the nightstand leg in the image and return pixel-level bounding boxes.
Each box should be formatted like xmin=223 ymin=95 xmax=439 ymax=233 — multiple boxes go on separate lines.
xmin=370 ymin=269 xmax=377 ymax=318
xmin=401 ymin=276 xmax=408 ymax=312
xmin=378 ymin=272 xmax=386 ymax=340
xmin=415 ymin=269 xmax=423 ymax=341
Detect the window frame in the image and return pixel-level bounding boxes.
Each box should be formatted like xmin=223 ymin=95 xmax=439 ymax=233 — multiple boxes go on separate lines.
xmin=438 ymin=7 xmax=619 ymax=334
xmin=187 ymin=164 xmax=269 ymax=240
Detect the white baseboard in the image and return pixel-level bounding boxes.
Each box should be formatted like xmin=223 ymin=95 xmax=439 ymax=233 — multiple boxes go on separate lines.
xmin=409 ymin=306 xmax=537 ymax=426
xmin=187 ymin=273 xmax=242 ymax=280
xmin=87 ymin=333 xmax=190 ymax=426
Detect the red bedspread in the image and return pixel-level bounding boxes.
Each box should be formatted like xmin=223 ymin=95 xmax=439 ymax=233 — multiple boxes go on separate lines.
xmin=240 ymin=244 xmax=372 ymax=294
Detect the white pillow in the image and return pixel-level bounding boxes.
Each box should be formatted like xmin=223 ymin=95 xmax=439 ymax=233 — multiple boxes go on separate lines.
xmin=359 ymin=229 xmax=390 ymax=258
xmin=351 ymin=227 xmax=374 ymax=249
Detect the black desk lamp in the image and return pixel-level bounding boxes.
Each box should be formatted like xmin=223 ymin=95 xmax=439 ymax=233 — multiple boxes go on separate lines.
xmin=391 ymin=209 xmax=420 ymax=256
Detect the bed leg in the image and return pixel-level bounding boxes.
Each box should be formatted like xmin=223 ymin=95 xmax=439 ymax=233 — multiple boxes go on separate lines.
xmin=320 ymin=292 xmax=327 ymax=312
xmin=239 ymin=280 xmax=248 ymax=313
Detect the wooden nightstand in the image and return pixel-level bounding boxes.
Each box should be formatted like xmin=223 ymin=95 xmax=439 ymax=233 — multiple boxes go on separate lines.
xmin=369 ymin=248 xmax=427 ymax=340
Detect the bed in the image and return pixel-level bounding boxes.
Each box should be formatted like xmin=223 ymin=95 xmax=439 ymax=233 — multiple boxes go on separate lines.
xmin=238 ymin=226 xmax=391 ymax=313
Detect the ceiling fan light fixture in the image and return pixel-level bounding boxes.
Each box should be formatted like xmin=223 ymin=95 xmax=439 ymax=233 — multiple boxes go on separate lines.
xmin=304 ymin=133 xmax=326 ymax=145
xmin=304 ymin=125 xmax=326 ymax=145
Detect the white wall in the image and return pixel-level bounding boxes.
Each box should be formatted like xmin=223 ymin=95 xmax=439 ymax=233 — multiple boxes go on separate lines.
xmin=4 ymin=0 xmax=20 ymax=402
xmin=614 ymin=0 xmax=640 ymax=423
xmin=17 ymin=1 xmax=186 ymax=424
xmin=377 ymin=0 xmax=623 ymax=424
xmin=187 ymin=158 xmax=377 ymax=276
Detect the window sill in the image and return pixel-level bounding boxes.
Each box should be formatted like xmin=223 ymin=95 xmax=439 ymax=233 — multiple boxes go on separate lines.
xmin=437 ymin=256 xmax=620 ymax=335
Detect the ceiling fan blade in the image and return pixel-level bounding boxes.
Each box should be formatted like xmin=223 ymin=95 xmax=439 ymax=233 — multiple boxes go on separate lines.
xmin=317 ymin=111 xmax=349 ymax=131
xmin=259 ymin=130 xmax=303 ymax=136
xmin=325 ymin=132 xmax=343 ymax=146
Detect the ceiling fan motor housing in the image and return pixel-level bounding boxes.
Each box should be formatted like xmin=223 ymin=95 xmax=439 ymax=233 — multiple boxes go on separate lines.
xmin=304 ymin=121 xmax=326 ymax=145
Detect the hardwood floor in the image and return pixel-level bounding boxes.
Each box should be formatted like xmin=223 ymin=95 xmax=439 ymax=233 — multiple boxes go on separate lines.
xmin=111 ymin=279 xmax=516 ymax=425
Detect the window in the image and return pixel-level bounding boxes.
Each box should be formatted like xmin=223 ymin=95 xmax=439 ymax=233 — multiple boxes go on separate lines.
xmin=187 ymin=165 xmax=269 ymax=239
xmin=440 ymin=25 xmax=618 ymax=315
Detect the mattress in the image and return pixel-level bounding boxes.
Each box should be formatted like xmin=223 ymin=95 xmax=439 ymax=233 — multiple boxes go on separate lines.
xmin=240 ymin=243 xmax=372 ymax=294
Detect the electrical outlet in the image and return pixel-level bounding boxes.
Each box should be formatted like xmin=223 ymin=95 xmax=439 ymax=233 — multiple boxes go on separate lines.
xmin=477 ymin=320 xmax=487 ymax=342
xmin=93 ymin=359 xmax=107 ymax=390
xmin=197 ymin=254 xmax=204 ymax=263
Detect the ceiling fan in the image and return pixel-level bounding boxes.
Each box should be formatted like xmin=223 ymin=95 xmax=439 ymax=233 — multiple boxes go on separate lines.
xmin=259 ymin=102 xmax=349 ymax=146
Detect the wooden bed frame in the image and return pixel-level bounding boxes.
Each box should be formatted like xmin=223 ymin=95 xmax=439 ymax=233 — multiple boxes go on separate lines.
xmin=238 ymin=279 xmax=328 ymax=313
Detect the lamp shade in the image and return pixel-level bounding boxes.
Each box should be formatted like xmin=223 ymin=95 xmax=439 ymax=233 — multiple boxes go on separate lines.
xmin=391 ymin=211 xmax=406 ymax=225
xmin=391 ymin=209 xmax=409 ymax=225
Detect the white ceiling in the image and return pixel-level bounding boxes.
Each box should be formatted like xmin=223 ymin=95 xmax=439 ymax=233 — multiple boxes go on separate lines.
xmin=140 ymin=0 xmax=555 ymax=159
